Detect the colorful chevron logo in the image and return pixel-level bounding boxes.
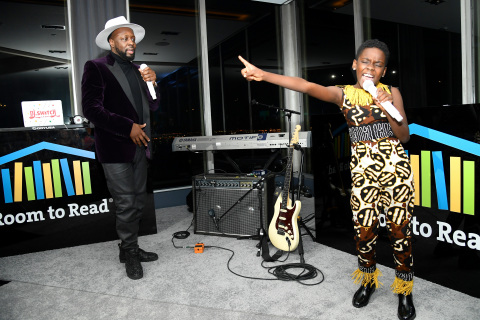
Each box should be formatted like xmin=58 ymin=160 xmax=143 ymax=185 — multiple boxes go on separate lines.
xmin=408 ymin=124 xmax=478 ymax=216
xmin=0 ymin=142 xmax=95 ymax=203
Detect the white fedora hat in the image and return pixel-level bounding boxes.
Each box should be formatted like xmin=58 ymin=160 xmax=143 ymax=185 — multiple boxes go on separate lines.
xmin=95 ymin=16 xmax=145 ymax=50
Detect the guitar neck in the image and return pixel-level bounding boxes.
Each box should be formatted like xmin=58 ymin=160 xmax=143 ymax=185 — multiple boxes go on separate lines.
xmin=281 ymin=147 xmax=294 ymax=207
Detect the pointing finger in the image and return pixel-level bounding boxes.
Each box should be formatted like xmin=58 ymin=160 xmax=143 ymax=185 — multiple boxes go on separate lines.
xmin=238 ymin=55 xmax=250 ymax=67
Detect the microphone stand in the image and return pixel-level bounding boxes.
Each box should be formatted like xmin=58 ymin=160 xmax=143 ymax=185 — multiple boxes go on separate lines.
xmin=217 ymin=175 xmax=266 ymax=229
xmin=235 ymin=179 xmax=267 ymax=257
xmin=251 ymin=99 xmax=300 ymax=142
xmin=294 ymin=143 xmax=316 ymax=243
xmin=251 ymin=100 xmax=312 ymax=262
xmin=251 ymin=99 xmax=301 ymax=201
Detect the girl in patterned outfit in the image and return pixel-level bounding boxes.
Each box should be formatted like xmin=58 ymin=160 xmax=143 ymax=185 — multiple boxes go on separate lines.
xmin=239 ymin=39 xmax=415 ymax=320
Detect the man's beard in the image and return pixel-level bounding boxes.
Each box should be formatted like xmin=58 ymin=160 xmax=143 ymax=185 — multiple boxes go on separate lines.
xmin=115 ymin=46 xmax=135 ymax=61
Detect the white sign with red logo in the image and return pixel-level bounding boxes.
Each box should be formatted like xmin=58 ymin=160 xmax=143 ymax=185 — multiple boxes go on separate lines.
xmin=21 ymin=100 xmax=64 ymax=127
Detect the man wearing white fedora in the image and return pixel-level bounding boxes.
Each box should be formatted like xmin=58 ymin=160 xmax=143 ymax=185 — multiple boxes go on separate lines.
xmin=81 ymin=16 xmax=160 ymax=280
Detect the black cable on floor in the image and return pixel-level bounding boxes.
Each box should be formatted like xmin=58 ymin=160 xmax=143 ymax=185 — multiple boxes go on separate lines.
xmin=171 ymin=216 xmax=194 ymax=249
xmin=170 ymin=216 xmax=324 ymax=285
xmin=207 ymin=245 xmax=279 ymax=281
xmin=263 ymin=262 xmax=324 ymax=286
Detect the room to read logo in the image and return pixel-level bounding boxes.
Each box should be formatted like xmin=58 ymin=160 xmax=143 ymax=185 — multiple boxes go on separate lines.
xmin=404 ymin=124 xmax=480 ymax=250
xmin=0 ymin=142 xmax=96 ymax=203
xmin=408 ymin=124 xmax=479 ymax=216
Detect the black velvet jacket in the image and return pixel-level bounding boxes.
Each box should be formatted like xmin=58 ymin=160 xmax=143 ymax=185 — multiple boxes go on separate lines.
xmin=81 ymin=53 xmax=159 ymax=163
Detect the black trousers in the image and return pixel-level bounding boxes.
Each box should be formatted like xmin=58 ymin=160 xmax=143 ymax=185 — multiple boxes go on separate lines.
xmin=102 ymin=146 xmax=147 ymax=250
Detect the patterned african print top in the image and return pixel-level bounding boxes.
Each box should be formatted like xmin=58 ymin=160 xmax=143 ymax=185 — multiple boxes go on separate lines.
xmin=340 ymin=83 xmax=397 ymax=144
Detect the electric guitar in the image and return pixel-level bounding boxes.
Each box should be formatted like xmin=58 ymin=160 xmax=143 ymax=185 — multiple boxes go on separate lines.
xmin=268 ymin=125 xmax=301 ymax=252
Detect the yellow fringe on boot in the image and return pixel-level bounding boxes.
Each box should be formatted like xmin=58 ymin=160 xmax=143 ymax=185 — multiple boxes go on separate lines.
xmin=351 ymin=268 xmax=383 ymax=289
xmin=390 ymin=277 xmax=414 ymax=296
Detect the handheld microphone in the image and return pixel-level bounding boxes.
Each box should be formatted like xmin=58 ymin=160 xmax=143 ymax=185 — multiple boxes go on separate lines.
xmin=362 ymin=80 xmax=403 ymax=122
xmin=139 ymin=64 xmax=157 ymax=100
xmin=208 ymin=209 xmax=219 ymax=230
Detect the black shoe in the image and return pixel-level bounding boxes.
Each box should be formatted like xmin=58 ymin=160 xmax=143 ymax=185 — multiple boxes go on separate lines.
xmin=398 ymin=293 xmax=416 ymax=320
xmin=124 ymin=248 xmax=143 ymax=280
xmin=352 ymin=284 xmax=376 ymax=308
xmin=119 ymin=244 xmax=158 ymax=263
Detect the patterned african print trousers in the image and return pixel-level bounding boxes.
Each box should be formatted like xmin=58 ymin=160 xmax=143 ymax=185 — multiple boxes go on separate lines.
xmin=349 ymin=137 xmax=415 ymax=295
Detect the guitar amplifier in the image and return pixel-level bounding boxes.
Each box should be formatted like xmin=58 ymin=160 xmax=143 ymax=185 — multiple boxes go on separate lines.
xmin=192 ymin=173 xmax=275 ymax=237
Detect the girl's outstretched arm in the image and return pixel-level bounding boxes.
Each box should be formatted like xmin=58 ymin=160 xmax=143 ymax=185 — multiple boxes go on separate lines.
xmin=239 ymin=56 xmax=343 ymax=106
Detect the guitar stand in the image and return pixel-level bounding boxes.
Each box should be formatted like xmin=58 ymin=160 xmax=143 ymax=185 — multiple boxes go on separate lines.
xmin=297 ymin=223 xmax=306 ymax=264
xmin=298 ymin=217 xmax=316 ymax=244
xmin=294 ymin=144 xmax=317 ymax=243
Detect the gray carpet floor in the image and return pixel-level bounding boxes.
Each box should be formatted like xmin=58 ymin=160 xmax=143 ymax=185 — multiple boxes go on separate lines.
xmin=1 ymin=199 xmax=479 ymax=320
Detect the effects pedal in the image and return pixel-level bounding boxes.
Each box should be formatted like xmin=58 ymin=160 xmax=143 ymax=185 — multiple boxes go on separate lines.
xmin=194 ymin=243 xmax=205 ymax=253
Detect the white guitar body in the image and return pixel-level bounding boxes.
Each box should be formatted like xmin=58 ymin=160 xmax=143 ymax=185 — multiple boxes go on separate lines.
xmin=268 ymin=193 xmax=301 ymax=252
